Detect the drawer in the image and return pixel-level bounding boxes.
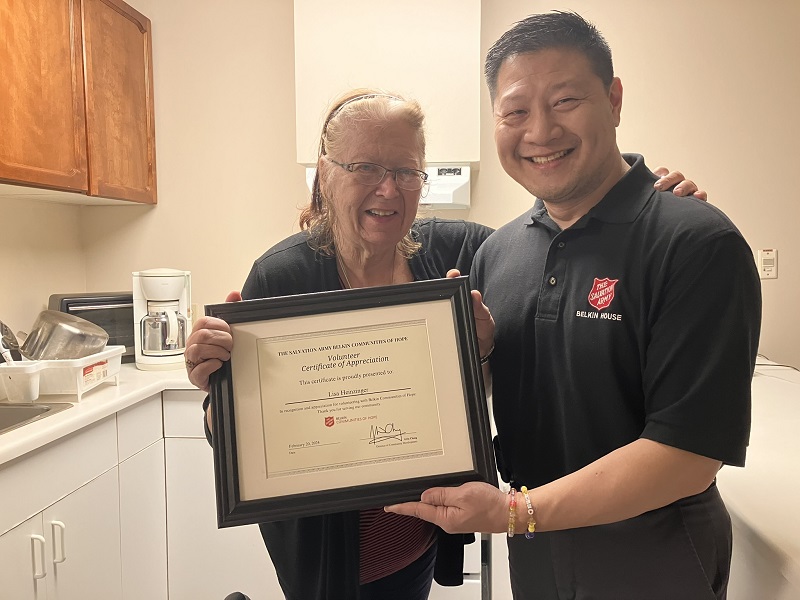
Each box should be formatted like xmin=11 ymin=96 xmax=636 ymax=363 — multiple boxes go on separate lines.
xmin=163 ymin=389 xmax=208 ymax=438
xmin=117 ymin=393 xmax=163 ymax=461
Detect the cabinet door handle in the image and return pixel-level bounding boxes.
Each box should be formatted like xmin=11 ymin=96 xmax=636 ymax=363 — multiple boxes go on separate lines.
xmin=51 ymin=520 xmax=67 ymax=563
xmin=31 ymin=534 xmax=47 ymax=580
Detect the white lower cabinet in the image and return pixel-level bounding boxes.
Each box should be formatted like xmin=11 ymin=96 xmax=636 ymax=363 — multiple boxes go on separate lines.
xmin=0 ymin=514 xmax=47 ymax=600
xmin=0 ymin=389 xmax=279 ymax=600
xmin=0 ymin=415 xmax=120 ymax=600
xmin=119 ymin=439 xmax=168 ymax=600
xmin=0 ymin=395 xmax=164 ymax=600
xmin=117 ymin=394 xmax=168 ymax=600
xmin=42 ymin=467 xmax=123 ymax=600
xmin=163 ymin=390 xmax=284 ymax=600
xmin=0 ymin=467 xmax=122 ymax=600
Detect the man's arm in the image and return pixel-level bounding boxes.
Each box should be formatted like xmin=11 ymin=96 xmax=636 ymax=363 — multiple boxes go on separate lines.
xmin=519 ymin=438 xmax=720 ymax=531
xmin=385 ymin=439 xmax=720 ymax=535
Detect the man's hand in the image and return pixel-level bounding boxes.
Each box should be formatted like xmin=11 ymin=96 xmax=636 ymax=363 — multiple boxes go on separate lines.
xmin=446 ymin=269 xmax=495 ymax=360
xmin=385 ymin=481 xmax=508 ymax=534
xmin=653 ymin=167 xmax=707 ymax=201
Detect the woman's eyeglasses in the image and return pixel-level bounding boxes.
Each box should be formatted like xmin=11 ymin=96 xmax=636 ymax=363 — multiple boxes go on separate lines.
xmin=328 ymin=159 xmax=428 ymax=191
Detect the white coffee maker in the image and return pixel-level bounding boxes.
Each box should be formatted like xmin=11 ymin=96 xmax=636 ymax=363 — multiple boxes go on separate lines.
xmin=133 ymin=268 xmax=192 ymax=370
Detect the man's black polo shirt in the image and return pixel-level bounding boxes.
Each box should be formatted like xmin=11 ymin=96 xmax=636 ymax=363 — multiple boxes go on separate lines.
xmin=471 ymin=154 xmax=761 ymax=489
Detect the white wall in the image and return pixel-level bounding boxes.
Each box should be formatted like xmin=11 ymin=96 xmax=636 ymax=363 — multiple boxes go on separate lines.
xmin=1 ymin=0 xmax=797 ymax=369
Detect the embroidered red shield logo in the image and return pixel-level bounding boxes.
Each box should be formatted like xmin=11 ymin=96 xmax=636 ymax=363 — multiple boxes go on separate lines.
xmin=324 ymin=416 xmax=335 ymax=428
xmin=587 ymin=277 xmax=619 ymax=311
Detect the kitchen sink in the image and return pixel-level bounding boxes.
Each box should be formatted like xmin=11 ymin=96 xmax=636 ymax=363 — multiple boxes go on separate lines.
xmin=0 ymin=402 xmax=73 ymax=435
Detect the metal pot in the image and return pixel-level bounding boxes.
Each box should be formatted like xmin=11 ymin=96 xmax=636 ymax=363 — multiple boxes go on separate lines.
xmin=20 ymin=310 xmax=109 ymax=360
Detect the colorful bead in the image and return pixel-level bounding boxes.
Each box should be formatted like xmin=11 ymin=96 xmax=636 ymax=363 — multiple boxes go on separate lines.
xmin=521 ymin=485 xmax=536 ymax=539
xmin=507 ymin=488 xmax=517 ymax=538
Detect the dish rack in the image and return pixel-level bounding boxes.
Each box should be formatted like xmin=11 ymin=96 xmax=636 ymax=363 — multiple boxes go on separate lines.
xmin=0 ymin=345 xmax=125 ymax=402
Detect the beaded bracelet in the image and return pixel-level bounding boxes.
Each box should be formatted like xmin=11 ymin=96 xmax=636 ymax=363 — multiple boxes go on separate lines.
xmin=507 ymin=488 xmax=517 ymax=537
xmin=520 ymin=486 xmax=536 ymax=539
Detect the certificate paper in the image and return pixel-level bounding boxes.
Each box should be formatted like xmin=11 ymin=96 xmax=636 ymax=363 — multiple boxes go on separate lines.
xmin=207 ymin=277 xmax=497 ymax=527
xmin=259 ymin=320 xmax=443 ymax=477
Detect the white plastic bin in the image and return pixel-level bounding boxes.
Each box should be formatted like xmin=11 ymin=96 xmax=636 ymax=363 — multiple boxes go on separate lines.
xmin=0 ymin=346 xmax=124 ymax=402
xmin=0 ymin=360 xmax=46 ymax=403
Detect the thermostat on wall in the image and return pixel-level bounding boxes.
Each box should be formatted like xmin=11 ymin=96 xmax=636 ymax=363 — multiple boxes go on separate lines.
xmin=758 ymin=248 xmax=778 ymax=279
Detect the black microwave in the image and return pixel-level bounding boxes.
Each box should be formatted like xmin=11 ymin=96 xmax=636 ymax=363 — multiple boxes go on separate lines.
xmin=48 ymin=292 xmax=135 ymax=363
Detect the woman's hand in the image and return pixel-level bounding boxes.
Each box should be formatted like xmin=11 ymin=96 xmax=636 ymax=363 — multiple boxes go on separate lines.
xmin=185 ymin=291 xmax=241 ymax=391
xmin=446 ymin=270 xmax=495 ymax=361
xmin=385 ymin=481 xmax=508 ymax=534
xmin=653 ymin=167 xmax=708 ymax=201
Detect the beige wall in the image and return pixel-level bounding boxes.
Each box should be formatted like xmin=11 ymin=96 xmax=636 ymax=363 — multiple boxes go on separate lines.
xmin=0 ymin=200 xmax=86 ymax=330
xmin=80 ymin=0 xmax=307 ymax=317
xmin=1 ymin=0 xmax=797 ymax=366
xmin=470 ymin=0 xmax=800 ymax=366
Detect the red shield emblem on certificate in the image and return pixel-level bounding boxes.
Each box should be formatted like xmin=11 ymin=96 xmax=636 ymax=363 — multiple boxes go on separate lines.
xmin=587 ymin=277 xmax=619 ymax=311
xmin=324 ymin=416 xmax=335 ymax=428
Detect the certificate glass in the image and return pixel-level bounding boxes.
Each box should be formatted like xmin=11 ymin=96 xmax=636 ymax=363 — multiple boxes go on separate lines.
xmin=207 ymin=276 xmax=497 ymax=527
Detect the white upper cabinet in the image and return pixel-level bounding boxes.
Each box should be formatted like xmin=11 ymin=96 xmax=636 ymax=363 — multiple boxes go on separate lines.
xmin=294 ymin=0 xmax=481 ymax=165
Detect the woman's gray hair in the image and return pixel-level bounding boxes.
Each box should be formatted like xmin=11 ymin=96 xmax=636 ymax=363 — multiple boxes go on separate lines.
xmin=299 ymin=88 xmax=426 ymax=257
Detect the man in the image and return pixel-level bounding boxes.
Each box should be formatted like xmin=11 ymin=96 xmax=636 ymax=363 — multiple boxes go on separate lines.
xmin=387 ymin=11 xmax=761 ymax=599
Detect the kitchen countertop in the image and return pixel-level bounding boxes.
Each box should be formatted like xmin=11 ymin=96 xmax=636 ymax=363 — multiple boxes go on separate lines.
xmin=0 ymin=363 xmax=195 ymax=466
xmin=717 ymin=362 xmax=800 ymax=593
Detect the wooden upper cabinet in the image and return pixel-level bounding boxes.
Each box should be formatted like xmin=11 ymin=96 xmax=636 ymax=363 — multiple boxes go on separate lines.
xmin=83 ymin=0 xmax=156 ymax=204
xmin=0 ymin=0 xmax=89 ymax=192
xmin=0 ymin=0 xmax=156 ymax=204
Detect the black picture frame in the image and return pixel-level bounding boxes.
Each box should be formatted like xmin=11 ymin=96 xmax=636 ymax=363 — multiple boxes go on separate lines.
xmin=206 ymin=276 xmax=497 ymax=527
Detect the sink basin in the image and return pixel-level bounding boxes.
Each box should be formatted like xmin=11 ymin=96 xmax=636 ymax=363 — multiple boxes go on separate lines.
xmin=0 ymin=402 xmax=73 ymax=435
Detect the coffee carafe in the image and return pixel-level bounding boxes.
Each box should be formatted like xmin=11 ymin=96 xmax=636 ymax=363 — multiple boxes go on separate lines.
xmin=133 ymin=268 xmax=191 ymax=371
xmin=141 ymin=300 xmax=188 ymax=355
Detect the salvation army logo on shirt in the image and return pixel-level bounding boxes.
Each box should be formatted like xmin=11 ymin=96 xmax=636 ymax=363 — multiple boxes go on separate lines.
xmin=324 ymin=416 xmax=335 ymax=428
xmin=587 ymin=277 xmax=619 ymax=311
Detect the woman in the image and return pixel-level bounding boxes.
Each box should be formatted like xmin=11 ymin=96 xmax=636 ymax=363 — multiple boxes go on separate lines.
xmin=187 ymin=89 xmax=494 ymax=600
xmin=185 ymin=89 xmax=703 ymax=600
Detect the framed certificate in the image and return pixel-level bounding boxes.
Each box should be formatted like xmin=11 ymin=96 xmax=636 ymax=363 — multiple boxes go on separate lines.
xmin=206 ymin=276 xmax=497 ymax=527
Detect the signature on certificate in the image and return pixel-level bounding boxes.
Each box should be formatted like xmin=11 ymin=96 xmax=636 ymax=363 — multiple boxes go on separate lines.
xmin=368 ymin=422 xmax=408 ymax=444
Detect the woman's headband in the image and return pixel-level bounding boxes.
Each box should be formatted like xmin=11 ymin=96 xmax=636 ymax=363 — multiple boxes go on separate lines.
xmin=328 ymin=93 xmax=404 ymax=121
xmin=321 ymin=94 xmax=405 ymax=153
